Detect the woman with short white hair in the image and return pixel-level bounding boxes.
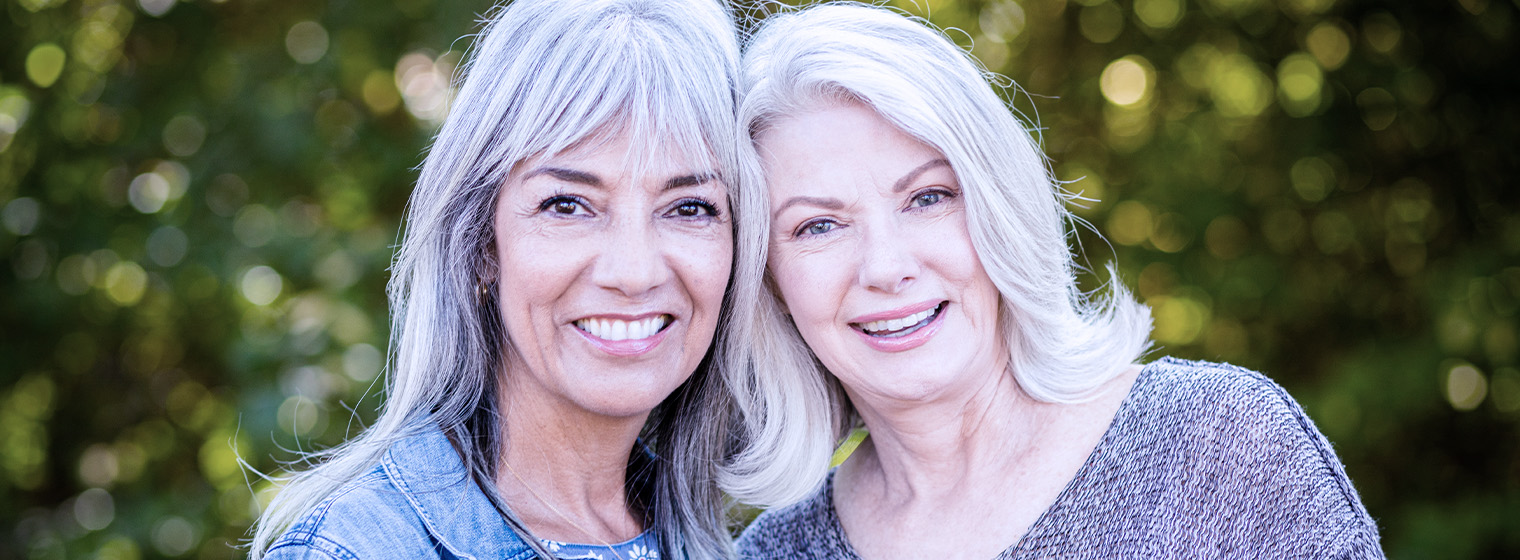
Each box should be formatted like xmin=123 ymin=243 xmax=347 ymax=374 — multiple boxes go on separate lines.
xmin=722 ymin=4 xmax=1381 ymax=558
xmin=250 ymin=1 xmax=747 ymax=558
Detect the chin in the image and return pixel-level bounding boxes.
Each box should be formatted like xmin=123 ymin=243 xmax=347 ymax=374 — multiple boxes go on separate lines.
xmin=872 ymin=379 xmax=958 ymax=404
xmin=574 ymin=372 xmax=690 ymax=418
xmin=839 ymin=354 xmax=973 ymax=404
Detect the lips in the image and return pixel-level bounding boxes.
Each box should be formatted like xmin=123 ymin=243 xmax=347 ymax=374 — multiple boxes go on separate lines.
xmin=854 ymin=303 xmax=943 ymax=337
xmin=571 ymin=313 xmax=674 ymax=357
xmin=573 ymin=314 xmax=671 ymax=341
xmin=847 ymin=300 xmax=948 ymax=352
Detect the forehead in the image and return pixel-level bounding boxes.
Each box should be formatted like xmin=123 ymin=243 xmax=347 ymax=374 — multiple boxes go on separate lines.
xmin=523 ymin=124 xmax=720 ymax=182
xmin=756 ymin=101 xmax=946 ymax=195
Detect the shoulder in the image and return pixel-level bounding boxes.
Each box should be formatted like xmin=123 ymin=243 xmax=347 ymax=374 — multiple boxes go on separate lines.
xmin=1138 ymin=357 xmax=1290 ymax=411
xmin=736 ymin=481 xmax=842 ymax=560
xmin=1111 ymin=358 xmax=1382 ymax=552
xmin=1124 ymin=357 xmax=1339 ymax=475
xmin=1130 ymin=357 xmax=1338 ymax=453
xmin=264 ymin=465 xmax=439 ymax=560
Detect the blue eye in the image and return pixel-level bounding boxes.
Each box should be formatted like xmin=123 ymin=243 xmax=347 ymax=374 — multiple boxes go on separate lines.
xmin=912 ymin=190 xmax=949 ymax=208
xmin=797 ymin=219 xmax=839 ymax=237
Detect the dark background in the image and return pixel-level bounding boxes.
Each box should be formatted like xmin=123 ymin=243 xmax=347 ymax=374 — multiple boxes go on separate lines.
xmin=2 ymin=0 xmax=1516 ymax=557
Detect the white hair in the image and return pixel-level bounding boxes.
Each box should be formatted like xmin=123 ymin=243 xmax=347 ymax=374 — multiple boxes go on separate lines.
xmin=719 ymin=2 xmax=1154 ymax=508
xmin=250 ymin=1 xmax=744 ymax=558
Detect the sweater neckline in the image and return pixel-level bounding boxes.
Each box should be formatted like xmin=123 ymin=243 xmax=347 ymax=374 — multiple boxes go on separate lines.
xmin=821 ymin=359 xmax=1163 ymax=559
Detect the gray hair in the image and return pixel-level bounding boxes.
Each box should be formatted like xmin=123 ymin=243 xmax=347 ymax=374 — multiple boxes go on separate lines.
xmin=719 ymin=3 xmax=1153 ymax=507
xmin=251 ymin=1 xmax=743 ymax=558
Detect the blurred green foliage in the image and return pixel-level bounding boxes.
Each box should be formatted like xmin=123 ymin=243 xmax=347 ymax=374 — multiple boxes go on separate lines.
xmin=1 ymin=0 xmax=1516 ymax=558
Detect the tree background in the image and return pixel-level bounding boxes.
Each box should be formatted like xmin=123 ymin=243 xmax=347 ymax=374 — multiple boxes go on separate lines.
xmin=1 ymin=0 xmax=1515 ymax=557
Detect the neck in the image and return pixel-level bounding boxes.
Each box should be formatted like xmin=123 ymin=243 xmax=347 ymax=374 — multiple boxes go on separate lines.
xmin=841 ymin=363 xmax=1055 ymax=503
xmin=493 ymin=363 xmax=647 ymax=544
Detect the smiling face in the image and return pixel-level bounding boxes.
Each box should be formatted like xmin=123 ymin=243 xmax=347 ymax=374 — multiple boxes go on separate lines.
xmin=493 ymin=128 xmax=732 ymax=420
xmin=759 ymin=100 xmax=1005 ymax=405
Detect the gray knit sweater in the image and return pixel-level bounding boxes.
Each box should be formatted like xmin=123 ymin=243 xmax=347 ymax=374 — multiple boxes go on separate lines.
xmin=737 ymin=358 xmax=1383 ymax=559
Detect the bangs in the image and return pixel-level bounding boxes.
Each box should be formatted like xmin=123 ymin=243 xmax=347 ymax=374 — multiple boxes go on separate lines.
xmin=506 ymin=5 xmax=730 ymax=182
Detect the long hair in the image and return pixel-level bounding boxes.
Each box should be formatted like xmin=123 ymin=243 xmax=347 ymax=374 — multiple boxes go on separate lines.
xmin=250 ymin=1 xmax=743 ymax=558
xmin=719 ymin=3 xmax=1153 ymax=508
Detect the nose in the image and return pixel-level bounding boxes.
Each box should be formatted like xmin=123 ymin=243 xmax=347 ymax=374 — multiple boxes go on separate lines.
xmin=855 ymin=218 xmax=919 ymax=294
xmin=591 ymin=216 xmax=673 ymax=298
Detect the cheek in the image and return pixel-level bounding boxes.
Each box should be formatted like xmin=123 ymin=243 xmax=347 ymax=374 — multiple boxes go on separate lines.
xmin=673 ymin=234 xmax=734 ymax=314
xmin=943 ymin=239 xmax=1002 ymax=330
xmin=494 ymin=233 xmax=585 ymax=324
xmin=767 ymin=252 xmax=840 ymax=335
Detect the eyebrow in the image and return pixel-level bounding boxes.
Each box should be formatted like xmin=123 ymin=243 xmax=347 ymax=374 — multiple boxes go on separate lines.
xmin=522 ymin=167 xmax=601 ymax=187
xmin=892 ymin=158 xmax=952 ymax=193
xmin=771 ymin=158 xmax=952 ymax=218
xmin=521 ymin=167 xmax=717 ymax=191
xmin=665 ymin=172 xmax=718 ymax=190
xmin=772 ymin=196 xmax=845 ymax=218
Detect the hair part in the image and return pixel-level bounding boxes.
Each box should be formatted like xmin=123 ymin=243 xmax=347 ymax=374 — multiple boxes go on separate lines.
xmin=720 ymin=2 xmax=1153 ymax=508
xmin=250 ymin=1 xmax=744 ymax=559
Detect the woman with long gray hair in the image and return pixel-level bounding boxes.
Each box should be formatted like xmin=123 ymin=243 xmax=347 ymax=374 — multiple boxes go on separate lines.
xmin=250 ymin=0 xmax=746 ymax=558
xmin=722 ymin=3 xmax=1381 ymax=558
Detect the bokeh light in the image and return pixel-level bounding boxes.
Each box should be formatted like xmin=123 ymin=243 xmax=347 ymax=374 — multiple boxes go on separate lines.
xmin=1276 ymin=53 xmax=1325 ymax=118
xmin=25 ymin=44 xmax=66 ymax=88
xmin=240 ymin=266 xmax=284 ymax=306
xmin=1446 ymin=364 xmax=1488 ymax=412
xmin=395 ymin=51 xmax=457 ymax=126
xmin=1134 ymin=0 xmax=1184 ymax=30
xmin=2 ymin=0 xmax=1517 ymax=557
xmin=286 ymin=21 xmax=330 ymax=65
xmin=1306 ymin=22 xmax=1352 ymax=70
xmin=1100 ymin=56 xmax=1154 ymax=106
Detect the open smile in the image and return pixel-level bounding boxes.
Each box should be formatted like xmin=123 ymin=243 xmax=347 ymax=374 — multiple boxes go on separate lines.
xmin=573 ymin=314 xmax=672 ymax=341
xmin=847 ymin=301 xmax=948 ymax=352
xmin=852 ymin=302 xmax=945 ymax=338
xmin=571 ymin=313 xmax=675 ymax=357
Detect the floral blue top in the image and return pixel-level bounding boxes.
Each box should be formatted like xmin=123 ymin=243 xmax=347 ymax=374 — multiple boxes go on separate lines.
xmin=541 ymin=529 xmax=660 ymax=560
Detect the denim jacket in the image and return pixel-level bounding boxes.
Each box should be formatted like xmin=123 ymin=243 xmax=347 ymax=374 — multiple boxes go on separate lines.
xmin=265 ymin=425 xmax=537 ymax=560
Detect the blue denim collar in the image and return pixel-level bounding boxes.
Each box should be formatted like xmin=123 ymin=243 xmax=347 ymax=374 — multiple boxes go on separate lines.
xmin=381 ymin=424 xmax=536 ymax=560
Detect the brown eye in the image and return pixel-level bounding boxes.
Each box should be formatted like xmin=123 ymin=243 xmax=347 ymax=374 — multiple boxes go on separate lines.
xmin=539 ymin=195 xmax=589 ymax=216
xmin=666 ymin=198 xmax=719 ymax=219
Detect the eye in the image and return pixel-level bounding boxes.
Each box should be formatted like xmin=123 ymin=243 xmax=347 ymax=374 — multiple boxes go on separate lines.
xmin=910 ymin=188 xmax=953 ymax=208
xmin=795 ymin=219 xmax=840 ymax=237
xmin=538 ymin=195 xmax=590 ymax=216
xmin=667 ymin=198 xmax=721 ymax=219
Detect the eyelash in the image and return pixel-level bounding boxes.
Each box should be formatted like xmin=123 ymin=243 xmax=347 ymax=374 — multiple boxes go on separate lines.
xmin=791 ymin=187 xmax=957 ymax=239
xmin=667 ymin=197 xmax=722 ymax=219
xmin=537 ymin=193 xmax=590 ymax=216
xmin=536 ymin=194 xmax=722 ymax=220
xmin=793 ymin=218 xmax=840 ymax=239
xmin=908 ymin=187 xmax=956 ymax=209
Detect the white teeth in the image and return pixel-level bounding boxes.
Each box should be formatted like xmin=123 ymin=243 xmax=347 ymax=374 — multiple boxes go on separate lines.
xmin=858 ymin=305 xmax=939 ymax=335
xmin=576 ymin=315 xmax=669 ymax=341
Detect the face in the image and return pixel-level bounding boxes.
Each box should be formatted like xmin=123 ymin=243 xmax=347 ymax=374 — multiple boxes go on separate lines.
xmin=759 ymin=101 xmax=1005 ymax=406
xmin=493 ymin=128 xmax=732 ymax=420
